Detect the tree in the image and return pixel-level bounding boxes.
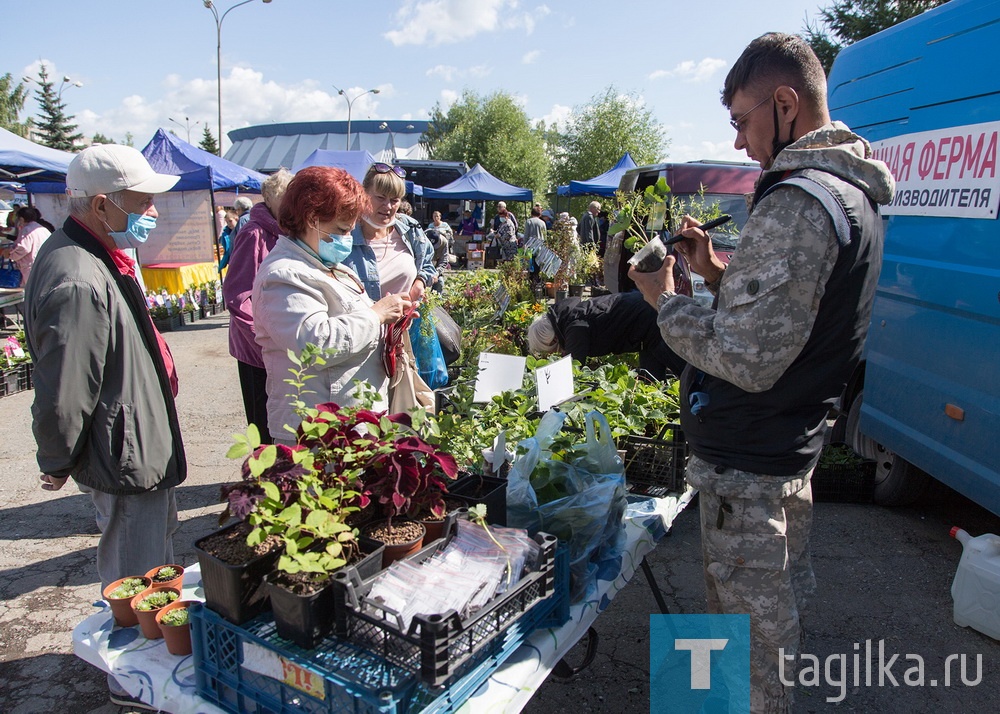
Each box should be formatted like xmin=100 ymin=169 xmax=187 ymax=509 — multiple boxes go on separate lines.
xmin=199 ymin=125 xmax=219 ymax=155
xmin=31 ymin=64 xmax=83 ymax=151
xmin=91 ymin=132 xmax=116 ymax=145
xmin=554 ymin=86 xmax=667 ymax=188
xmin=804 ymin=0 xmax=949 ymax=74
xmin=425 ymin=90 xmax=550 ymax=202
xmin=0 ymin=73 xmax=31 ymax=137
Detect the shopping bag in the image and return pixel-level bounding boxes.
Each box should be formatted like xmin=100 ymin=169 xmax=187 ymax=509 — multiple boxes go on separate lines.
xmin=0 ymin=259 xmax=22 ymax=289
xmin=507 ymin=410 xmax=627 ymax=601
xmin=432 ymin=305 xmax=461 ymax=365
xmin=388 ymin=330 xmax=435 ymax=415
xmin=408 ymin=314 xmax=448 ymax=389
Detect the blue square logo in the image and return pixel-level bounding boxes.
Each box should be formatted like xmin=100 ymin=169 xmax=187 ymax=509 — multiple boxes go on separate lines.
xmin=650 ymin=614 xmax=750 ymax=713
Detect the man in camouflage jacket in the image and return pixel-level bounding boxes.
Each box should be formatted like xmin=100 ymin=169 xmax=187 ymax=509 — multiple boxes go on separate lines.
xmin=631 ymin=33 xmax=894 ymax=713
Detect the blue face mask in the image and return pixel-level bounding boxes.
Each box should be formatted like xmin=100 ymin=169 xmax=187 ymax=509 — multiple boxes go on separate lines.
xmin=317 ymin=231 xmax=353 ymax=265
xmin=104 ymin=198 xmax=157 ymax=250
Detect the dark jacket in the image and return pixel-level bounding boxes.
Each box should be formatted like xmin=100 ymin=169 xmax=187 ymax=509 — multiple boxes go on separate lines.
xmin=549 ymin=291 xmax=685 ymax=379
xmin=25 ymin=218 xmax=187 ymax=494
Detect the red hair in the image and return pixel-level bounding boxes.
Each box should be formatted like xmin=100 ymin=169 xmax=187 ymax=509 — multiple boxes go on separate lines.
xmin=278 ymin=167 xmax=370 ymax=237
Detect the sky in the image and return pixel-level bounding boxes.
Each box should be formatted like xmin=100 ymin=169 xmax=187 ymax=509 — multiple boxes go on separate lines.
xmin=6 ymin=0 xmax=827 ymax=168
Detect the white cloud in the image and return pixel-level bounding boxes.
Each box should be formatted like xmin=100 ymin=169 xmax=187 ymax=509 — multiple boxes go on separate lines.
xmin=522 ymin=50 xmax=541 ymax=64
xmin=384 ymin=0 xmax=545 ymax=46
xmin=648 ymin=58 xmax=728 ymax=83
xmin=440 ymin=89 xmax=460 ymax=108
xmin=58 ymin=67 xmax=393 ymax=152
xmin=426 ymin=65 xmax=458 ymax=82
xmin=537 ymin=103 xmax=572 ymax=132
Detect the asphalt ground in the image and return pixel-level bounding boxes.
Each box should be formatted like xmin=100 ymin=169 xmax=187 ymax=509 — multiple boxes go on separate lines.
xmin=1 ymin=312 xmax=998 ymax=713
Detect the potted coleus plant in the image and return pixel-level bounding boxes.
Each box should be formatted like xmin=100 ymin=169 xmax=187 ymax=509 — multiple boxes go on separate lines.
xmin=252 ymin=470 xmax=382 ymax=649
xmin=103 ymin=576 xmax=151 ymax=627
xmin=131 ymin=587 xmax=180 ymax=640
xmin=155 ymin=600 xmax=197 ymax=655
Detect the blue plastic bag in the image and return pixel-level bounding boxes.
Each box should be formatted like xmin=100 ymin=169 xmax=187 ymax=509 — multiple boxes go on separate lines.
xmin=0 ymin=260 xmax=22 ymax=289
xmin=408 ymin=314 xmax=448 ymax=389
xmin=507 ymin=410 xmax=627 ymax=602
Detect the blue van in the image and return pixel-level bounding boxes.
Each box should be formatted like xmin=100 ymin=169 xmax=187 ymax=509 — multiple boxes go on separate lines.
xmin=827 ymin=0 xmax=1000 ymax=514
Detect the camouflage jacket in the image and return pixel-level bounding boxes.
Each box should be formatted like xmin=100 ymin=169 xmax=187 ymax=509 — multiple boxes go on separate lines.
xmin=655 ymin=122 xmax=895 ymax=392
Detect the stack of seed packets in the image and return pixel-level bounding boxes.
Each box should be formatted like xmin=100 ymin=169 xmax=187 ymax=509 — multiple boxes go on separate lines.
xmin=364 ymin=519 xmax=541 ymax=630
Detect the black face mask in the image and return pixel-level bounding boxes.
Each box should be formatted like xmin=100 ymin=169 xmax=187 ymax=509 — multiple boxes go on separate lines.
xmin=769 ymin=100 xmax=796 ymax=165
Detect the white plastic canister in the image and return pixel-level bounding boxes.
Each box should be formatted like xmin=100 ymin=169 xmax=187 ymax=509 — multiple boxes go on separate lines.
xmin=950 ymin=527 xmax=1000 ymax=641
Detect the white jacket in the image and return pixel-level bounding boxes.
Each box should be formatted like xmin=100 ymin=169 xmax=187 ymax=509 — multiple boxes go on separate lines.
xmin=252 ymin=237 xmax=386 ymax=439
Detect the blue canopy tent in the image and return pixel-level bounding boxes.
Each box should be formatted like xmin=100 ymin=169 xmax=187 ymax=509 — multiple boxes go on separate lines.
xmin=0 ymin=127 xmax=74 ymax=184
xmin=556 ymin=152 xmax=637 ymax=197
xmin=293 ymin=149 xmax=422 ymax=195
xmin=29 ymin=129 xmax=266 ymax=194
xmin=421 ymin=164 xmax=531 ymax=202
xmin=141 ymin=129 xmax=265 ymax=192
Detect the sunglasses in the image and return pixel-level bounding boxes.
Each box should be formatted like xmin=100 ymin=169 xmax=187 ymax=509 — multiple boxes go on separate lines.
xmin=372 ymin=162 xmax=407 ymax=179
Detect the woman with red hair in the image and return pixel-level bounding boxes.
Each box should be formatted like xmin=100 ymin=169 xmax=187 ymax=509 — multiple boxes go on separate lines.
xmin=252 ymin=167 xmax=412 ymax=442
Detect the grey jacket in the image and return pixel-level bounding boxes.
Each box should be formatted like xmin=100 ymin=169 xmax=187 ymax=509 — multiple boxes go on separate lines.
xmin=25 ymin=218 xmax=186 ymax=495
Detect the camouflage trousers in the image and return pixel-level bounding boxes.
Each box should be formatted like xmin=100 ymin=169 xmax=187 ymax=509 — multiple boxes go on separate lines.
xmin=685 ymin=454 xmax=816 ymax=714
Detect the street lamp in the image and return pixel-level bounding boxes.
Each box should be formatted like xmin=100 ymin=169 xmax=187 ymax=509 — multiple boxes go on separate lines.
xmin=378 ymin=122 xmax=414 ymax=162
xmin=22 ymin=73 xmax=83 ymax=100
xmin=203 ymin=0 xmax=273 ymax=156
xmin=333 ymin=85 xmax=380 ymax=150
xmin=168 ymin=116 xmax=202 ymax=143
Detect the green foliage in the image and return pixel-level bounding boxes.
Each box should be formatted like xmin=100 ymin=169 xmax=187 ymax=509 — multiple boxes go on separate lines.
xmin=804 ymin=0 xmax=949 ymax=74
xmin=818 ymin=443 xmax=866 ymax=468
xmin=31 ymin=64 xmax=83 ymax=151
xmin=108 ymin=578 xmax=147 ymax=600
xmin=425 ymin=90 xmax=550 ymax=201
xmin=0 ymin=73 xmax=31 ymax=137
xmin=554 ymin=86 xmax=667 ymax=188
xmin=91 ymin=132 xmax=116 ymax=145
xmin=424 ymin=356 xmax=680 ymax=470
xmin=249 ymin=472 xmax=360 ymax=575
xmin=160 ymin=607 xmax=189 ymax=626
xmin=199 ymin=125 xmax=219 ymax=155
xmin=135 ymin=590 xmax=179 ymax=611
xmin=610 ymin=180 xmax=735 ymax=253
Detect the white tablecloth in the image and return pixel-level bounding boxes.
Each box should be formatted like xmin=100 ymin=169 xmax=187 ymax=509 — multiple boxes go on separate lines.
xmin=72 ymin=491 xmax=694 ymax=713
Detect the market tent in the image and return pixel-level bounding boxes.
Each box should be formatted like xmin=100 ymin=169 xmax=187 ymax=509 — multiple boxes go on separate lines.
xmin=142 ymin=129 xmax=265 ymax=192
xmin=421 ymin=163 xmax=531 ymax=202
xmin=557 ymin=152 xmax=637 ymax=197
xmin=293 ymin=149 xmax=375 ymax=181
xmin=293 ymin=149 xmax=423 ymax=195
xmin=0 ymin=127 xmax=74 ymax=183
xmin=29 ymin=129 xmax=267 ymax=195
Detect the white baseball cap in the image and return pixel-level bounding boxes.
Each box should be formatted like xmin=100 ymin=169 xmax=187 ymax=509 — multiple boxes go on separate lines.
xmin=65 ymin=144 xmax=179 ymax=198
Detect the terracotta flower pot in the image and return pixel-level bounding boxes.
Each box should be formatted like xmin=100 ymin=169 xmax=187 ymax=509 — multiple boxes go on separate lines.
xmin=155 ymin=599 xmax=195 ymax=655
xmin=363 ymin=520 xmax=426 ymax=568
xmin=131 ymin=586 xmax=180 ymax=640
xmin=102 ymin=576 xmax=151 ymax=627
xmin=144 ymin=564 xmax=185 ymax=592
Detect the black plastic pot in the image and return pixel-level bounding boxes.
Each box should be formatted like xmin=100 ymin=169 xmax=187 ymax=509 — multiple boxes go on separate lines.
xmin=266 ymin=541 xmax=385 ymax=649
xmin=448 ymin=474 xmax=507 ymax=526
xmin=193 ymin=522 xmax=280 ymax=625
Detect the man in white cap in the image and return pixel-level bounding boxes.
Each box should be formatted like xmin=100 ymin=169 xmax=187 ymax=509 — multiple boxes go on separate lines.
xmin=24 ymin=144 xmax=186 ymax=711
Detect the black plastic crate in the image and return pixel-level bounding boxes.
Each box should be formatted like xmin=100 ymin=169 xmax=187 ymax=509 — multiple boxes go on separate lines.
xmin=620 ymin=424 xmax=688 ymax=496
xmin=812 ymin=460 xmax=876 ymax=503
xmin=1 ymin=363 xmax=30 ymax=398
xmin=192 ymin=543 xmax=570 ymax=713
xmin=331 ymin=531 xmax=561 ymax=687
